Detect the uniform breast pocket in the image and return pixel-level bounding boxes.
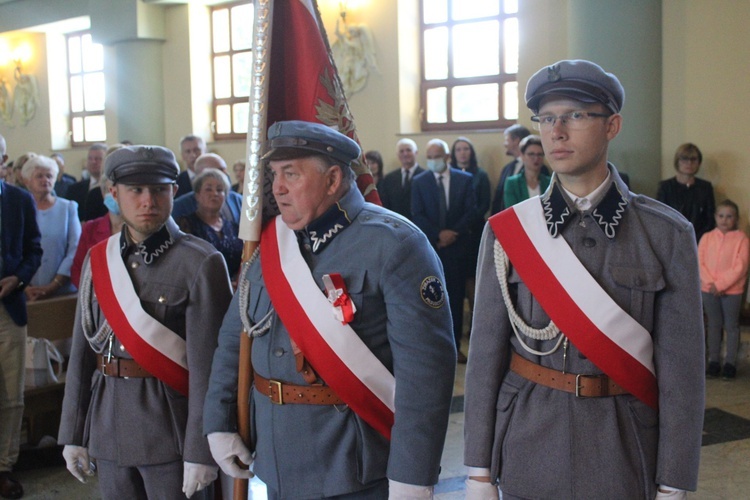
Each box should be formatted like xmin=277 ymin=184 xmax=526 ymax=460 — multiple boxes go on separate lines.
xmin=248 ymin=279 xmax=272 ymax=323
xmin=610 ymin=266 xmax=665 ymax=333
xmin=139 ymin=282 xmax=189 ymax=333
xmin=317 ymin=269 xmax=367 ymax=326
xmin=508 ymin=268 xmax=550 ymax=327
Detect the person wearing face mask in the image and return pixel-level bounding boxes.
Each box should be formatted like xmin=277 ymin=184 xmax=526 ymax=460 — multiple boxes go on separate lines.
xmin=412 ymin=139 xmax=477 ymax=362
xmin=69 ymin=177 xmax=124 ymax=288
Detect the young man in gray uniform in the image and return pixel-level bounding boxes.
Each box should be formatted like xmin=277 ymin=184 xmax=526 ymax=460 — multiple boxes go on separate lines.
xmin=204 ymin=121 xmax=457 ymax=498
xmin=58 ymin=146 xmax=233 ymax=499
xmin=464 ymin=60 xmax=704 ymax=499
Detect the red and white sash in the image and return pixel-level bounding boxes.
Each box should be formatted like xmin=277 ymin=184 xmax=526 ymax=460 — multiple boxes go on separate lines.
xmin=490 ymin=199 xmax=658 ymax=409
xmin=90 ymin=234 xmax=189 ymax=396
xmin=260 ymin=216 xmax=396 ymax=439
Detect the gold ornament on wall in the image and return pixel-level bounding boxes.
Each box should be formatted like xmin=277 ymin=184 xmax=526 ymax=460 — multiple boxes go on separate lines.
xmin=0 ymin=42 xmax=40 ymax=128
xmin=331 ymin=0 xmax=378 ymax=96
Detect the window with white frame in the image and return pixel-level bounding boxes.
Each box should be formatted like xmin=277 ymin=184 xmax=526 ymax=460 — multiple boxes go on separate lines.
xmin=66 ymin=31 xmax=106 ymax=145
xmin=211 ymin=1 xmax=254 ymax=140
xmin=420 ymin=0 xmax=519 ymax=131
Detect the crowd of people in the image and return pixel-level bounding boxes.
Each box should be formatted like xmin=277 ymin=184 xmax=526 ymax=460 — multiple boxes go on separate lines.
xmin=0 ymin=58 xmax=735 ymax=500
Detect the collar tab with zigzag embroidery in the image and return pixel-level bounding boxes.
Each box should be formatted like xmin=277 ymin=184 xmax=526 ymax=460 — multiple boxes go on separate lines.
xmin=300 ymin=200 xmax=352 ymax=254
xmin=120 ymin=223 xmax=175 ymax=265
xmin=541 ymin=181 xmax=628 ymax=240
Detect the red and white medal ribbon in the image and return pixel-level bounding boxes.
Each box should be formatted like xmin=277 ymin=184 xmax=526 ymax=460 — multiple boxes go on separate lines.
xmin=323 ymin=273 xmax=357 ymax=324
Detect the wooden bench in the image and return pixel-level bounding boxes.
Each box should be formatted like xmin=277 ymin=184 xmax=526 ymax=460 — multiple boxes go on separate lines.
xmin=22 ymin=293 xmax=77 ymax=447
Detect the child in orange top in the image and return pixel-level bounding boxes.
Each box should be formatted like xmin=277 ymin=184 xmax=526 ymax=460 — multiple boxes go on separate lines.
xmin=699 ymin=199 xmax=750 ymax=379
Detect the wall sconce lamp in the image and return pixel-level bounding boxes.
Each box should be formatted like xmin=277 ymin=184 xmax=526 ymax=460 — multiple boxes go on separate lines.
xmin=0 ymin=41 xmax=39 ymax=127
xmin=331 ymin=0 xmax=378 ymax=96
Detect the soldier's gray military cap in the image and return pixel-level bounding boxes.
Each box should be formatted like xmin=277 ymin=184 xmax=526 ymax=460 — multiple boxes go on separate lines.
xmin=263 ymin=120 xmax=361 ymax=166
xmin=105 ymin=145 xmax=180 ymax=185
xmin=525 ymin=59 xmax=625 ymax=114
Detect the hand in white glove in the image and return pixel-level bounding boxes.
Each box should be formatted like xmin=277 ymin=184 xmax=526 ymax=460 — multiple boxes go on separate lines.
xmin=182 ymin=462 xmax=218 ymax=498
xmin=62 ymin=445 xmax=96 ymax=483
xmin=388 ymin=479 xmax=433 ymax=499
xmin=655 ymin=486 xmax=687 ymax=499
xmin=465 ymin=477 xmax=499 ymax=500
xmin=207 ymin=432 xmax=254 ymax=479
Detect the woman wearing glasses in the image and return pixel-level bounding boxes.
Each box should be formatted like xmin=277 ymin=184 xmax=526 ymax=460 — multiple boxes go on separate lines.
xmin=503 ymin=134 xmax=551 ymax=209
xmin=657 ymin=142 xmax=716 ymax=242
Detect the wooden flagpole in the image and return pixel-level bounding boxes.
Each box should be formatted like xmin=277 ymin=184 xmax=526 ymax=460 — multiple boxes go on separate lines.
xmin=234 ymin=0 xmax=274 ymax=498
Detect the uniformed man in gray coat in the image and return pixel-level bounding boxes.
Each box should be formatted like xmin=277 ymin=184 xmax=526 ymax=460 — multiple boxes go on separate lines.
xmin=204 ymin=121 xmax=457 ymax=498
xmin=464 ymin=60 xmax=704 ymax=499
xmin=58 ymin=146 xmax=233 ymax=499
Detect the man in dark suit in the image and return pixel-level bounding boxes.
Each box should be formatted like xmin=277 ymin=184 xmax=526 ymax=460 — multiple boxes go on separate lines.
xmin=378 ymin=138 xmax=423 ymax=220
xmin=176 ymin=135 xmax=207 ymax=196
xmin=65 ymin=143 xmax=106 ymax=220
xmin=491 ymin=125 xmax=530 ymax=214
xmin=412 ymin=138 xmax=476 ymax=362
xmin=0 ymin=133 xmax=43 ymax=500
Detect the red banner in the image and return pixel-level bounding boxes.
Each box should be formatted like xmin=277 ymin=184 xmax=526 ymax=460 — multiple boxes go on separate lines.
xmin=267 ymin=0 xmax=380 ymax=204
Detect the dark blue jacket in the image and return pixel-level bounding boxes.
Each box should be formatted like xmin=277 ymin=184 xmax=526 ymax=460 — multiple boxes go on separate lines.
xmin=1 ymin=181 xmax=43 ymax=326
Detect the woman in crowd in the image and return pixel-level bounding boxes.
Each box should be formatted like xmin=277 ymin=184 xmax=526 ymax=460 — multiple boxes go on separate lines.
xmin=699 ymin=199 xmax=749 ymax=380
xmin=657 ymin=142 xmax=716 ymax=242
xmin=69 ymin=177 xmax=123 ymax=288
xmin=503 ymin=134 xmax=551 ymax=209
xmin=9 ymin=153 xmax=33 ymax=188
xmin=365 ymin=150 xmax=384 ymax=186
xmin=450 ymin=137 xmax=490 ymax=336
xmin=22 ymin=154 xmax=81 ymax=300
xmin=231 ymin=159 xmax=245 ymax=193
xmin=176 ymin=169 xmax=242 ymax=285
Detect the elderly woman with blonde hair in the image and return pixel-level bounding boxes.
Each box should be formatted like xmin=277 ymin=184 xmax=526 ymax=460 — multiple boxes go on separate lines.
xmin=22 ymin=154 xmax=81 ymax=300
xmin=176 ymin=168 xmax=242 ymax=284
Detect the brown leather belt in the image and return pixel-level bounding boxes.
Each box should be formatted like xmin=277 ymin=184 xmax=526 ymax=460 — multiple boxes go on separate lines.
xmin=254 ymin=372 xmax=345 ymax=405
xmin=510 ymin=351 xmax=628 ymax=398
xmin=96 ymin=354 xmax=153 ymax=378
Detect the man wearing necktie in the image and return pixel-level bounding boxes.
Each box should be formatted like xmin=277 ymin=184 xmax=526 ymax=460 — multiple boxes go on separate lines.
xmin=412 ymin=138 xmax=477 ymax=362
xmin=378 ymin=138 xmax=424 ymax=220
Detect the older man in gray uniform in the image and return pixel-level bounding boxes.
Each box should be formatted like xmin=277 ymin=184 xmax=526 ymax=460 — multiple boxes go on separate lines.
xmin=464 ymin=60 xmax=704 ymax=499
xmin=204 ymin=121 xmax=456 ymax=498
xmin=58 ymin=146 xmax=233 ymax=499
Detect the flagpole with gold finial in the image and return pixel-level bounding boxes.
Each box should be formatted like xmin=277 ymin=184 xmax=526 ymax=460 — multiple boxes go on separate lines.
xmin=234 ymin=0 xmax=274 ymax=498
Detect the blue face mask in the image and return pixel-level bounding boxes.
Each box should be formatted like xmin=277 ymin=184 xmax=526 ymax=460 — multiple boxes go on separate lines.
xmin=103 ymin=193 xmax=121 ymax=216
xmin=426 ymin=158 xmax=448 ymax=173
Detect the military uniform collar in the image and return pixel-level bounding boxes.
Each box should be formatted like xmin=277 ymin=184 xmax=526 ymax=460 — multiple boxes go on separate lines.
xmin=120 ymin=217 xmax=179 ymax=265
xmin=298 ymin=183 xmax=364 ymax=254
xmin=540 ymin=164 xmax=629 ymax=239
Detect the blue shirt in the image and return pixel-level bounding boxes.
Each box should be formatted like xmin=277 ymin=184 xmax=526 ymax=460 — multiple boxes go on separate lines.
xmin=31 ymin=197 xmax=81 ymax=294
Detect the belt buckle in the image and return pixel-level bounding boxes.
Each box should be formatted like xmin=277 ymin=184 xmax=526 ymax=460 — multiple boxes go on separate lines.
xmin=268 ymin=379 xmax=283 ymax=405
xmin=575 ymin=373 xmax=591 ymax=398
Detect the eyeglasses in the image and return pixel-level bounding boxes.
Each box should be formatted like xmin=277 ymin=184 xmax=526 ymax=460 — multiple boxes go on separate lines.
xmin=524 ymin=152 xmax=545 ymax=158
xmin=531 ymin=111 xmax=612 ymax=131
xmin=678 ymin=156 xmax=700 ymax=162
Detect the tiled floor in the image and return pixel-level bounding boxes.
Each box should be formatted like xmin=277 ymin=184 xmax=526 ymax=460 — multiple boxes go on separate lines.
xmin=14 ymin=348 xmax=750 ymax=499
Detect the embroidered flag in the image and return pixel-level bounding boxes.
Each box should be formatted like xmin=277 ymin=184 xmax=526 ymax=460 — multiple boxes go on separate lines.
xmin=238 ymin=0 xmax=380 ymax=242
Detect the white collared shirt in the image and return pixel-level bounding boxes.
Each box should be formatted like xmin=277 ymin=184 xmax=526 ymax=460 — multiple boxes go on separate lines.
xmin=402 ymin=165 xmax=418 ymax=186
xmin=561 ymin=171 xmax=611 ymax=212
xmin=433 ymin=170 xmax=450 ymax=210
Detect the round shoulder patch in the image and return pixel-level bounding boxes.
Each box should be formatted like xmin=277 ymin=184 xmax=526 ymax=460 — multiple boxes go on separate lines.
xmin=420 ymin=276 xmax=445 ymax=308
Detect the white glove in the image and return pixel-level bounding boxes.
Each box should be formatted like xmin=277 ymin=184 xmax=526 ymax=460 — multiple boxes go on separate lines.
xmin=62 ymin=445 xmax=96 ymax=483
xmin=182 ymin=462 xmax=218 ymax=498
xmin=655 ymin=486 xmax=687 ymax=499
xmin=465 ymin=477 xmax=499 ymax=500
xmin=388 ymin=479 xmax=433 ymax=499
xmin=207 ymin=432 xmax=254 ymax=479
